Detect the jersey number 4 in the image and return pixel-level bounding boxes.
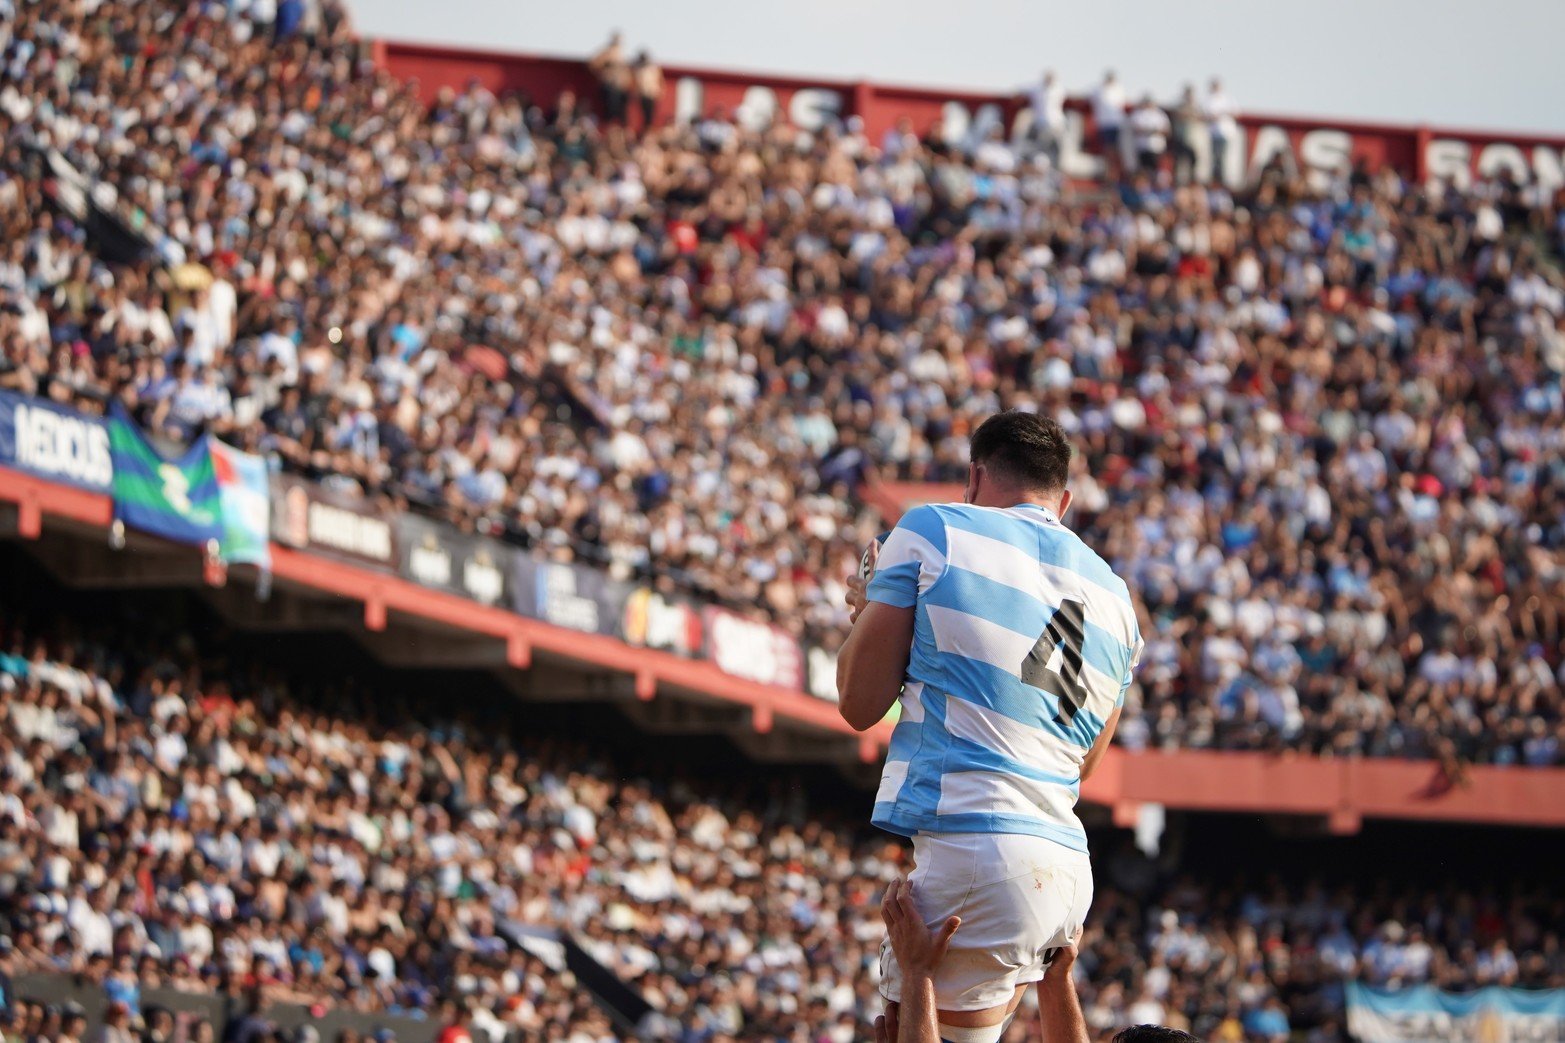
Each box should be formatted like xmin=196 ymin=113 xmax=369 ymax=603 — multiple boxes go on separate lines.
xmin=1020 ymin=598 xmax=1090 ymax=726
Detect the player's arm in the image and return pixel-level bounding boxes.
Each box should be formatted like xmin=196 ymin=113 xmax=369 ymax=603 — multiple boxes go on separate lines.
xmin=838 ymin=599 xmax=914 ymax=731
xmin=838 ymin=507 xmax=947 ymax=732
xmin=1037 ymin=928 xmax=1090 ymax=1043
xmin=1080 ymin=704 xmax=1121 ymax=781
xmin=1081 ymin=630 xmax=1140 ymax=781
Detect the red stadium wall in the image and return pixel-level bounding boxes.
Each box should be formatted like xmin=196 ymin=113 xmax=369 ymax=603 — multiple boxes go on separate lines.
xmin=374 ymin=40 xmax=1565 ymax=188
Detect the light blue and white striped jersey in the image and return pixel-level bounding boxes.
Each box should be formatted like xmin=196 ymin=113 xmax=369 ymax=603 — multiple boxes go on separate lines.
xmin=865 ymin=502 xmax=1142 ymax=853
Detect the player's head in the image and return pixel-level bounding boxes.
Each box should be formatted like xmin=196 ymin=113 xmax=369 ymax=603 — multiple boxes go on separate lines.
xmin=966 ymin=410 xmax=1073 ymax=515
xmin=1112 ymin=1028 xmax=1203 ymax=1043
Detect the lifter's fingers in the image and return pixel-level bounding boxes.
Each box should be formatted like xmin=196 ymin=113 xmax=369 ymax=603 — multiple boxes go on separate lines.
xmin=933 ymin=915 xmax=962 ymax=957
xmin=895 ymin=881 xmax=921 ymax=925
xmin=881 ymin=879 xmax=902 ymax=925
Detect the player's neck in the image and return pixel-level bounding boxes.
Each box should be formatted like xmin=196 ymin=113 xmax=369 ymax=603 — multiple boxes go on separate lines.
xmin=970 ymin=488 xmax=1063 ymax=515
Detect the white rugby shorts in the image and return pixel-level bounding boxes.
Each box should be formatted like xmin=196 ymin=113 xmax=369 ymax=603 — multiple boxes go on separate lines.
xmin=879 ymin=832 xmax=1093 ymax=1012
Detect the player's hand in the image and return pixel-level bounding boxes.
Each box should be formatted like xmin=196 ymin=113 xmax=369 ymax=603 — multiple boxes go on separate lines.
xmin=873 ymin=1004 xmax=899 ymax=1043
xmin=882 ymin=878 xmax=960 ymax=977
xmin=846 ymin=541 xmax=878 ymax=624
xmin=1041 ymin=925 xmax=1083 ymax=990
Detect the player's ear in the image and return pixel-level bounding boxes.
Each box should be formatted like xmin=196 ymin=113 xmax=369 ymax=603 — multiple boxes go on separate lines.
xmin=964 ymin=463 xmax=979 ymax=504
xmin=1057 ymin=487 xmax=1073 ymax=520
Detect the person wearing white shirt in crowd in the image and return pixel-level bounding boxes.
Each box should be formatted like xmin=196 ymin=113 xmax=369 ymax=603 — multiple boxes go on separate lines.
xmin=1090 ymin=70 xmax=1127 ymax=175
xmin=1203 ymin=77 xmax=1240 ymax=185
xmin=1128 ymin=95 xmax=1170 ymax=177
xmin=258 ymin=317 xmax=301 ymax=385
xmin=67 ymin=888 xmax=114 ymax=956
xmin=176 ymin=288 xmax=223 ymax=367
xmin=1028 ymin=70 xmax=1066 ymax=166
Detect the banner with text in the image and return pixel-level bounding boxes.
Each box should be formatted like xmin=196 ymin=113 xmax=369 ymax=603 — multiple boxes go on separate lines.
xmin=620 ymin=586 xmax=705 ymax=658
xmin=703 ymin=607 xmax=804 ymax=690
xmin=1347 ymin=983 xmax=1565 ymax=1042
xmin=398 ymin=514 xmax=512 ymax=608
xmin=270 ymin=475 xmax=396 ymax=569
xmin=805 ymin=644 xmax=840 ymax=703
xmin=512 ymin=555 xmax=630 ymax=637
xmin=108 ymin=405 xmax=222 ymax=546
xmin=0 ymin=390 xmax=112 ymax=492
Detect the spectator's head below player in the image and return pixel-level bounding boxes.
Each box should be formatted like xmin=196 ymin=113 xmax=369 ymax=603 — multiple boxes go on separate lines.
xmin=1114 ymin=1028 xmax=1203 ymax=1042
xmin=964 ymin=410 xmax=1073 ymax=519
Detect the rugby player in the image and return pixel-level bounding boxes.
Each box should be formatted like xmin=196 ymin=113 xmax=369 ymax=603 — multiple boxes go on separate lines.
xmin=839 ymin=410 xmax=1142 ymax=1043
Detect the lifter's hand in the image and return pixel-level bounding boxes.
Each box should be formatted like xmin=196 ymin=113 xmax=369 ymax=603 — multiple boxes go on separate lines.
xmin=1040 ymin=925 xmax=1084 ymax=991
xmin=881 ymin=878 xmax=961 ymax=977
xmin=846 ymin=541 xmax=878 ymax=624
xmin=872 ymin=1005 xmax=899 ymax=1043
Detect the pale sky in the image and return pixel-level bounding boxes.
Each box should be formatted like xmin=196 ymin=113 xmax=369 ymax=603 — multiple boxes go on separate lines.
xmin=356 ymin=0 xmax=1565 ymax=135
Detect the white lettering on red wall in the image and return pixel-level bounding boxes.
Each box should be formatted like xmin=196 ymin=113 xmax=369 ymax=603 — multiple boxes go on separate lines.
xmin=672 ymin=77 xmax=844 ymax=132
xmin=1425 ymin=140 xmax=1565 ymax=191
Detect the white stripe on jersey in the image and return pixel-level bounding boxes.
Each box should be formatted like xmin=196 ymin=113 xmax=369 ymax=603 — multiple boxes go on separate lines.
xmin=936 ymin=769 xmax=1079 ymax=822
xmin=926 ymin=603 xmax=1037 ymax=674
xmin=944 ymin=525 xmax=1137 ymax=646
xmin=876 ymin=759 xmax=910 ymax=805
xmin=882 ymin=528 xmax=947 ymax=591
xmin=944 ymin=696 xmax=1082 ymax=778
xmin=926 ymin=601 xmax=1125 ymax=701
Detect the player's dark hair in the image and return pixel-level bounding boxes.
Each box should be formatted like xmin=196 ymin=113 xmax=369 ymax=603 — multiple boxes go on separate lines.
xmin=1112 ymin=1028 xmax=1203 ymax=1043
xmin=969 ymin=410 xmax=1073 ymax=492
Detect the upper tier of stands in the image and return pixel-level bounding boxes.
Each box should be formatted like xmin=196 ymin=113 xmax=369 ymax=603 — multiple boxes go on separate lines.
xmin=0 ymin=0 xmax=1561 ymax=767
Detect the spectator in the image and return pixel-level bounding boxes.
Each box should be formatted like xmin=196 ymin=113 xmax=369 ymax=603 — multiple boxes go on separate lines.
xmin=588 ymin=31 xmax=632 ymax=124
xmin=1091 ymin=70 xmax=1128 ymax=174
xmin=0 ymin=585 xmax=1561 ymax=1042
xmin=1202 ymin=77 xmax=1239 ymax=183
xmin=86 ymin=1004 xmax=131 ymax=1043
xmin=1028 ymin=70 xmax=1067 ymax=166
xmin=1128 ymin=94 xmax=1170 ymax=176
xmin=633 ymin=51 xmax=664 ymax=132
xmin=1169 ymin=85 xmax=1203 ymax=185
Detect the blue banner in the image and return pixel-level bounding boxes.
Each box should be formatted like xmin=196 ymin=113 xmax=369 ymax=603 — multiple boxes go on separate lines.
xmin=1347 ymin=982 xmax=1565 ymax=1042
xmin=0 ymin=391 xmax=112 ymax=492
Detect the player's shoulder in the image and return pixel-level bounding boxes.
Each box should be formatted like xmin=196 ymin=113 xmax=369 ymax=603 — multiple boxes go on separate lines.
xmin=893 ymin=501 xmax=962 ymax=541
xmin=1014 ymin=506 xmax=1135 ymax=608
xmin=1067 ymin=537 xmax=1140 ymax=644
xmin=1065 ymin=530 xmax=1131 ymax=597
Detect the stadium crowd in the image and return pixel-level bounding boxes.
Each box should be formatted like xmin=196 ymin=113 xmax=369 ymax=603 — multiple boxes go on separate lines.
xmin=0 ymin=589 xmax=1562 ymax=1043
xmin=1 ymin=0 xmax=1564 ymax=770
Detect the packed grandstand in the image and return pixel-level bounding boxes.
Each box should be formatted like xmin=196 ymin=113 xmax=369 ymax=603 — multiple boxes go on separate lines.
xmin=2 ymin=564 xmax=1563 ymax=1043
xmin=1 ymin=0 xmax=1564 ymax=1040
